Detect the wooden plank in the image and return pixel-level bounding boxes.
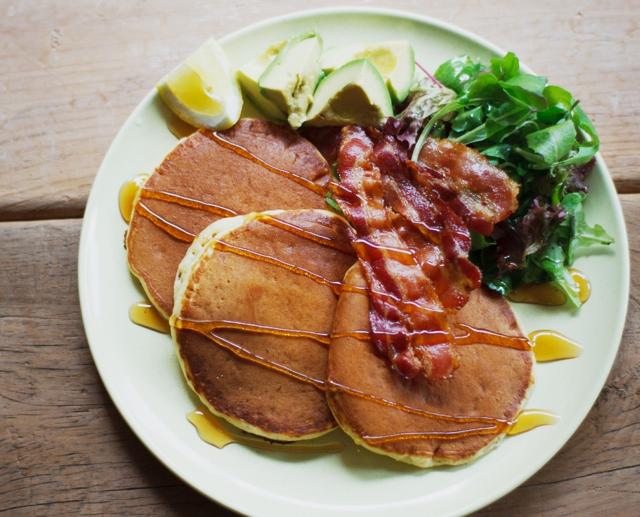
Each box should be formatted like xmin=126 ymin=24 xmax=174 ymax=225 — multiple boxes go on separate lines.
xmin=0 ymin=195 xmax=638 ymax=514
xmin=1 ymin=0 xmax=639 ymax=221
xmin=0 ymin=218 xmax=222 ymax=515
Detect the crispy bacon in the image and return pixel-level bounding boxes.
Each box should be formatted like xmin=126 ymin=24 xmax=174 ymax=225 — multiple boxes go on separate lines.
xmin=332 ymin=128 xmax=519 ymax=382
xmin=415 ymin=138 xmax=519 ymax=235
xmin=332 ymin=126 xmax=457 ymax=380
xmin=372 ymin=135 xmax=481 ymax=309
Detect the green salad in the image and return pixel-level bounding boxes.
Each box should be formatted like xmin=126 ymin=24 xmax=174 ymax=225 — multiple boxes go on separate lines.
xmin=403 ymin=52 xmax=613 ymax=307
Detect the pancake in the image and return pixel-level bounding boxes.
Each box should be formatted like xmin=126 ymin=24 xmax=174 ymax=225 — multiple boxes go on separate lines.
xmin=126 ymin=118 xmax=330 ymax=317
xmin=172 ymin=209 xmax=355 ymax=440
xmin=327 ymin=264 xmax=534 ymax=467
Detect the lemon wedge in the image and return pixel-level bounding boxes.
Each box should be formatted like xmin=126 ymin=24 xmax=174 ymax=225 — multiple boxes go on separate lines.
xmin=157 ymin=38 xmax=242 ymax=130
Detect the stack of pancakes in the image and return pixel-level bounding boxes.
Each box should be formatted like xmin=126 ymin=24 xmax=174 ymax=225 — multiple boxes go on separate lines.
xmin=126 ymin=118 xmax=533 ymax=467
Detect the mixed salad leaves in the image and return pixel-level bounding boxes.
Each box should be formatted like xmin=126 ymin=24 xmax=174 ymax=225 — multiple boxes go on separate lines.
xmin=393 ymin=52 xmax=613 ymax=307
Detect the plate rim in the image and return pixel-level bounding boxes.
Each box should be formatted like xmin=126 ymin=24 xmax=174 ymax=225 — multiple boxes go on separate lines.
xmin=78 ymin=6 xmax=631 ymax=516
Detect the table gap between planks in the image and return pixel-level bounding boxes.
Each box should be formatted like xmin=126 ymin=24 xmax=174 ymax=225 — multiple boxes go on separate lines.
xmin=1 ymin=0 xmax=638 ymax=515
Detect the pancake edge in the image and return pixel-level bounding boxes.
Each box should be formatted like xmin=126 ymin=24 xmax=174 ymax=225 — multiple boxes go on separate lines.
xmin=327 ymin=265 xmax=536 ymax=468
xmin=328 ymin=374 xmax=534 ymax=468
xmin=123 ymin=173 xmax=176 ymax=320
xmin=171 ymin=209 xmax=341 ymax=442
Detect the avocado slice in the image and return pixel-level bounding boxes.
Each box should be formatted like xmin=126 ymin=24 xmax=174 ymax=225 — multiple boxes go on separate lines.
xmin=305 ymin=59 xmax=393 ymax=127
xmin=236 ymin=41 xmax=286 ymax=120
xmin=320 ymin=41 xmax=415 ymax=104
xmin=258 ymin=32 xmax=323 ymax=128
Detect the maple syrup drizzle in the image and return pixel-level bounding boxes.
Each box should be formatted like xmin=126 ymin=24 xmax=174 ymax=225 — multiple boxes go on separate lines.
xmin=206 ymin=131 xmax=327 ymax=196
xmin=128 ymin=186 xmax=436 ymax=314
xmin=365 ymin=410 xmax=558 ymax=444
xmin=211 ymin=238 xmax=445 ymax=315
xmin=453 ymin=324 xmax=531 ymax=351
xmin=173 ymin=318 xmax=507 ymax=427
xmin=362 ymin=425 xmax=503 ymax=444
xmin=175 ymin=318 xmax=569 ymax=442
xmin=166 ymin=116 xmax=197 ymax=139
xmin=126 ymin=181 xmax=352 ymax=255
xmin=333 ymin=325 xmax=533 ymax=353
xmin=507 ymin=410 xmax=558 ymax=435
xmin=172 ymin=318 xmax=533 ymax=355
xmin=529 ymin=330 xmax=582 ymax=362
xmin=174 ymin=317 xmax=331 ymax=345
xmin=140 ymin=188 xmax=239 ymax=218
xmin=187 ymin=406 xmax=342 ymax=453
xmin=135 ymin=202 xmax=195 ymax=243
xmin=213 ymin=239 xmax=346 ymax=295
xmin=129 ymin=184 xmax=582 ymax=360
xmin=158 ymin=297 xmax=555 ymax=444
xmin=129 ymin=301 xmax=169 ymax=333
xmin=332 ymin=330 xmax=371 ymax=341
xmin=352 ymin=238 xmax=416 ymax=265
xmin=119 ymin=174 xmax=148 ymax=222
xmin=255 ymin=214 xmax=354 ymax=254
xmin=508 ymin=269 xmax=591 ymax=306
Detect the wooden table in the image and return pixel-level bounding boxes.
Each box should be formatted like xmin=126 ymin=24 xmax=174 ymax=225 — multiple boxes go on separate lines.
xmin=2 ymin=1 xmax=638 ymax=514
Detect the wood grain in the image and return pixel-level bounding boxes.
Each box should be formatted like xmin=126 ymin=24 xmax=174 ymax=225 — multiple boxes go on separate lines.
xmin=0 ymin=195 xmax=638 ymax=515
xmin=1 ymin=1 xmax=639 ymax=514
xmin=1 ymin=0 xmax=639 ymax=221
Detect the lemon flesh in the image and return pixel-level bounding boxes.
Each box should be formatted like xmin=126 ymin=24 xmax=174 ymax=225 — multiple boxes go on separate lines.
xmin=158 ymin=38 xmax=242 ymax=130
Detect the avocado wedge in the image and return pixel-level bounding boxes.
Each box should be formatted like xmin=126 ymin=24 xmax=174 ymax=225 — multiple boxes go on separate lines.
xmin=305 ymin=59 xmax=393 ymax=127
xmin=320 ymin=41 xmax=415 ymax=104
xmin=236 ymin=41 xmax=286 ymax=120
xmin=258 ymin=32 xmax=323 ymax=128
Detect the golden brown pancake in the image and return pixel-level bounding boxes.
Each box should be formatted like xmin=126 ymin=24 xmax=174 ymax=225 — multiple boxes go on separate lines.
xmin=127 ymin=118 xmax=330 ymax=317
xmin=328 ymin=265 xmax=534 ymax=467
xmin=172 ymin=209 xmax=355 ymax=440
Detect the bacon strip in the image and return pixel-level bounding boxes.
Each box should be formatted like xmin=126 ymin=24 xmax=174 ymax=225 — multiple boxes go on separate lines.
xmin=372 ymin=135 xmax=481 ymax=309
xmin=415 ymin=138 xmax=519 ymax=235
xmin=332 ymin=129 xmax=519 ymax=381
xmin=331 ymin=126 xmax=456 ymax=380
